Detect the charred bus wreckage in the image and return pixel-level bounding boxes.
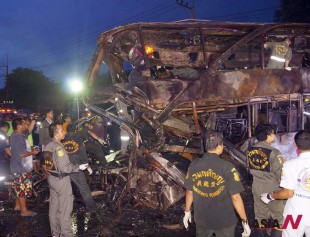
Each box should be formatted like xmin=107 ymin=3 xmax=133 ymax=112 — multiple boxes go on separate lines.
xmin=85 ymin=20 xmax=310 ymax=211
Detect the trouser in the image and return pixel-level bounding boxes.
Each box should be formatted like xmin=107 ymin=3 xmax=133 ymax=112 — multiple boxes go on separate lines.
xmin=253 ymin=190 xmax=285 ymax=225
xmin=85 ymin=142 xmax=107 ymax=165
xmin=48 ymin=175 xmax=74 ymax=237
xmin=70 ymin=171 xmax=97 ymax=212
xmin=196 ymin=224 xmax=235 ymax=237
xmin=267 ymin=60 xmax=285 ymax=69
xmin=283 ymin=224 xmax=310 ymax=237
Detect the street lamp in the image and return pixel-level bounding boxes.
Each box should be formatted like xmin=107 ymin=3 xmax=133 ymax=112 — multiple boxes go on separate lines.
xmin=69 ymin=80 xmax=83 ymax=120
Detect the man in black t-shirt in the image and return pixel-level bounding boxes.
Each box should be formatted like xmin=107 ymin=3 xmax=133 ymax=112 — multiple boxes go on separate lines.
xmin=62 ymin=127 xmax=98 ymax=212
xmin=183 ymin=131 xmax=250 ymax=237
xmin=75 ymin=121 xmax=107 ymax=165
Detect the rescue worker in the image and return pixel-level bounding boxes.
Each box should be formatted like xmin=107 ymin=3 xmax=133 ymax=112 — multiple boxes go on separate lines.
xmin=44 ymin=123 xmax=88 ymax=237
xmin=76 ymin=121 xmax=107 ymax=166
xmin=62 ymin=126 xmax=98 ymax=212
xmin=264 ymin=37 xmax=292 ymax=70
xmin=183 ymin=131 xmax=251 ymax=237
xmin=247 ymin=125 xmax=285 ymax=237
xmin=261 ymin=130 xmax=310 ymax=237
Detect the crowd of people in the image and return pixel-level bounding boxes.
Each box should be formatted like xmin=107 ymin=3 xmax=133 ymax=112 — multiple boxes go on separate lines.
xmin=0 ymin=108 xmax=109 ymax=237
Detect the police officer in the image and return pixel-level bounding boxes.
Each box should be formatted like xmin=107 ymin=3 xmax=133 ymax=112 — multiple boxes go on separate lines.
xmin=44 ymin=123 xmax=88 ymax=237
xmin=264 ymin=37 xmax=292 ymax=70
xmin=183 ymin=131 xmax=250 ymax=237
xmin=62 ymin=126 xmax=98 ymax=212
xmin=247 ymin=125 xmax=285 ymax=237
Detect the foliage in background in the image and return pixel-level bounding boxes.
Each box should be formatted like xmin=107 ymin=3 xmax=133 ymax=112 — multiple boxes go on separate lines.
xmin=5 ymin=67 xmax=66 ymax=112
xmin=274 ymin=0 xmax=310 ymax=23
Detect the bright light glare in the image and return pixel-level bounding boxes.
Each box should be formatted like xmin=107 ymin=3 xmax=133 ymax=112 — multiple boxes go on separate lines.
xmin=69 ymin=80 xmax=83 ymax=93
xmin=0 ymin=176 xmax=5 ymax=181
xmin=121 ymin=136 xmax=130 ymax=141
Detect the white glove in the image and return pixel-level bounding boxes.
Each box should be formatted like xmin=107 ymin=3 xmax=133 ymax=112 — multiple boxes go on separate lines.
xmin=285 ymin=66 xmax=292 ymax=71
xmin=183 ymin=211 xmax=191 ymax=229
xmin=87 ymin=166 xmax=93 ymax=175
xmin=260 ymin=192 xmax=274 ymax=204
xmin=242 ymin=219 xmax=251 ymax=237
xmin=98 ymin=138 xmax=106 ymax=146
xmin=79 ymin=163 xmax=89 ymax=170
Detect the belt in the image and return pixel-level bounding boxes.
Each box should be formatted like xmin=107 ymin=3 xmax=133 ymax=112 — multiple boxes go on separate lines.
xmin=50 ymin=172 xmax=70 ymax=178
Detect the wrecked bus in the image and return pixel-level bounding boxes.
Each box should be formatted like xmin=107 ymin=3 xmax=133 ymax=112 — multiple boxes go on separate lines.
xmin=85 ymin=20 xmax=310 ymax=210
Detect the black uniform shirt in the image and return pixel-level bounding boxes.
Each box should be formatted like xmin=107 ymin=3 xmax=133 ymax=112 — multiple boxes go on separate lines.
xmin=75 ymin=126 xmax=90 ymax=141
xmin=184 ymin=153 xmax=244 ymax=229
xmin=62 ymin=132 xmax=88 ymax=165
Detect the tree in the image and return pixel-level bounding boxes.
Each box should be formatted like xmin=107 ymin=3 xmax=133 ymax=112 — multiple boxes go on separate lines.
xmin=274 ymin=0 xmax=310 ymax=23
xmin=5 ymin=67 xmax=65 ymax=112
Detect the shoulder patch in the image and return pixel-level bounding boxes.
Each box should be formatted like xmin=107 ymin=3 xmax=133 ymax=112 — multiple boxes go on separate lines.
xmin=277 ymin=154 xmax=283 ymax=165
xmin=185 ymin=171 xmax=189 ymax=180
xmin=231 ymin=168 xmax=240 ymax=182
xmin=57 ymin=149 xmax=64 ymax=157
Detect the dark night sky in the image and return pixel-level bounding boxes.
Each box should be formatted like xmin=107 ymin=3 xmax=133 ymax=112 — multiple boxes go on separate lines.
xmin=0 ymin=0 xmax=280 ymax=88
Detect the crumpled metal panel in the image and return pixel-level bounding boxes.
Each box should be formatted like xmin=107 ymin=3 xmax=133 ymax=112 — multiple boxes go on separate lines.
xmin=119 ymin=68 xmax=301 ymax=111
xmin=150 ymin=153 xmax=185 ymax=209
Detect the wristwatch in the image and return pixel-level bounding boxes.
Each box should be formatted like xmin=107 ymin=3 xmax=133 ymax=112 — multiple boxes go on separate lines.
xmin=267 ymin=192 xmax=275 ymax=201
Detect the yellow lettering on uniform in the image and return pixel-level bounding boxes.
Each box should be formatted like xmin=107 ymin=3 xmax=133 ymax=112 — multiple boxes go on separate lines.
xmin=197 ymin=180 xmax=202 ymax=186
xmin=209 ymin=185 xmax=225 ymax=197
xmin=192 ymin=169 xmax=225 ymax=185
xmin=203 ymin=181 xmax=209 ymax=187
xmin=193 ymin=186 xmax=209 ymax=197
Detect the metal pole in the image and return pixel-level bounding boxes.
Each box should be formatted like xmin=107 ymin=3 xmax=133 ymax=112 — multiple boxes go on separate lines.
xmin=76 ymin=95 xmax=79 ymax=120
xmin=176 ymin=0 xmax=195 ymax=19
xmin=192 ymin=0 xmax=195 ymax=19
